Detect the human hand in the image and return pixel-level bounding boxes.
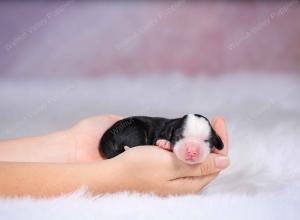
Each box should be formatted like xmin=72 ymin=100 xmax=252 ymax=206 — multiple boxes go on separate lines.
xmin=111 ymin=117 xmax=229 ymax=195
xmin=69 ymin=115 xmax=124 ymax=162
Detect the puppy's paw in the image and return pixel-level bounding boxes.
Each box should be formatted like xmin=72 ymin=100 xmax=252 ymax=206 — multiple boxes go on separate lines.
xmin=156 ymin=139 xmax=172 ymax=151
xmin=124 ymin=146 xmax=130 ymax=151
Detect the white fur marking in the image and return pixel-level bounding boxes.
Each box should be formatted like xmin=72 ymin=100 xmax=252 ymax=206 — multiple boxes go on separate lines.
xmin=183 ymin=114 xmax=211 ymax=139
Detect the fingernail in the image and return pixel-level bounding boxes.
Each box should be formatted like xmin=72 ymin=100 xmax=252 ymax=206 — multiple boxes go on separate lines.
xmin=215 ymin=156 xmax=229 ymax=169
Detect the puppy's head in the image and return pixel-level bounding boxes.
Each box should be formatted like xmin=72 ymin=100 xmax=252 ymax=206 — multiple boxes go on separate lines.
xmin=170 ymin=114 xmax=223 ymax=164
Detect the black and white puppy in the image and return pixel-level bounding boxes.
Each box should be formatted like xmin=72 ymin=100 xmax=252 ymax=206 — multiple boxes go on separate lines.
xmin=99 ymin=114 xmax=223 ymax=164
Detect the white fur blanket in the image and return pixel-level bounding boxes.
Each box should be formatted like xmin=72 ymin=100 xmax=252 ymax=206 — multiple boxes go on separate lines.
xmin=0 ymin=74 xmax=299 ymax=219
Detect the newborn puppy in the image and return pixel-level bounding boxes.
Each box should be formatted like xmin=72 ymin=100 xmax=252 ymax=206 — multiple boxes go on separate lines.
xmin=99 ymin=114 xmax=223 ymax=164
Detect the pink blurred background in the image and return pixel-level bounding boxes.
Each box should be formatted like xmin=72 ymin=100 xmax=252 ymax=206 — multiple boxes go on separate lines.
xmin=0 ymin=0 xmax=299 ymax=77
xmin=0 ymin=1 xmax=300 ymax=139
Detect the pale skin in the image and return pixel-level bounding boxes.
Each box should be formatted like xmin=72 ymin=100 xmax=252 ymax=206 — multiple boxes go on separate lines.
xmin=0 ymin=115 xmax=229 ymax=197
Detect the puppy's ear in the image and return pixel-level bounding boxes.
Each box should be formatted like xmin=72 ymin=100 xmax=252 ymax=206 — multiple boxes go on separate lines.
xmin=210 ymin=130 xmax=224 ymax=150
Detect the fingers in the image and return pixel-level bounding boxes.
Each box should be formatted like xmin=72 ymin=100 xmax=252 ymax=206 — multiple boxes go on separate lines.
xmin=168 ymin=174 xmax=217 ymax=195
xmin=211 ymin=116 xmax=228 ymax=156
xmin=177 ymin=153 xmax=229 ymax=177
xmin=169 ymin=153 xmax=229 ymax=195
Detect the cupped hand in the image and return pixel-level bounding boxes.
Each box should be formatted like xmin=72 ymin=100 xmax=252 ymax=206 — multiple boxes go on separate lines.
xmin=70 ymin=115 xmax=229 ymax=195
xmin=110 ymin=117 xmax=229 ymax=195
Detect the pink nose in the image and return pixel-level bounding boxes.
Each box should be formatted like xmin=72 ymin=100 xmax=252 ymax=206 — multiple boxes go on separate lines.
xmin=184 ymin=142 xmax=202 ymax=160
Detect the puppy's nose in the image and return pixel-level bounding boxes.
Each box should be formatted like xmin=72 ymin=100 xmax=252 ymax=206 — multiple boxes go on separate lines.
xmin=184 ymin=142 xmax=201 ymax=160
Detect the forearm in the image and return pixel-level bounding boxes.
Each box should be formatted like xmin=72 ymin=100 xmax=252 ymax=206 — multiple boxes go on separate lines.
xmin=0 ymin=160 xmax=122 ymax=197
xmin=0 ymin=130 xmax=76 ymax=163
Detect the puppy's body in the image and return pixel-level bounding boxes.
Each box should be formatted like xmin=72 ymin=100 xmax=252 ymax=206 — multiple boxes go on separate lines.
xmin=99 ymin=114 xmax=223 ymax=164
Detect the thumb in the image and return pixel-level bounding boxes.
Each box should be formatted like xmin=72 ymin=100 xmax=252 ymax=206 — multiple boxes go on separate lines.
xmin=179 ymin=153 xmax=229 ymax=177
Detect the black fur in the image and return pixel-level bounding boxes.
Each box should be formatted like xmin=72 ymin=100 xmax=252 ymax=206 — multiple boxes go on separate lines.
xmin=99 ymin=114 xmax=223 ymax=159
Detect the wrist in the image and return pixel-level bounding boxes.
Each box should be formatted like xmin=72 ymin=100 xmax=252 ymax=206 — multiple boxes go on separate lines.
xmin=87 ymin=158 xmax=127 ymax=194
xmin=0 ymin=129 xmax=76 ymax=163
xmin=60 ymin=128 xmax=78 ymax=162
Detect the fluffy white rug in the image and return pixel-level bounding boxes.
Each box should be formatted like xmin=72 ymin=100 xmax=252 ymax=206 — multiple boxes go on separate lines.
xmin=0 ymin=73 xmax=299 ymax=219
